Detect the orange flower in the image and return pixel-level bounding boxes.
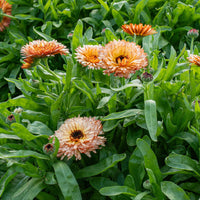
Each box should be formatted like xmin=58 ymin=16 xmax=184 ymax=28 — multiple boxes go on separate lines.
xmin=52 ymin=116 xmax=106 ymax=160
xmin=122 ymin=23 xmax=157 ymax=36
xmin=75 ymin=45 xmax=103 ymax=69
xmin=21 ymin=57 xmax=34 ymax=69
xmin=0 ymin=0 xmax=12 ymax=32
xmin=21 ymin=40 xmax=69 ymax=69
xmin=187 ymin=54 xmax=200 ymax=66
xmin=100 ymin=40 xmax=148 ymax=78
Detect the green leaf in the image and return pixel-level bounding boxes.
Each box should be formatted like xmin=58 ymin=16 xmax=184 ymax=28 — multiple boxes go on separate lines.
xmin=144 ymin=100 xmax=158 ymax=141
xmin=102 ymin=109 xmax=143 ymax=121
xmin=165 ymin=153 xmax=200 ymax=177
xmin=73 ymin=79 xmax=95 ymax=104
xmin=11 ymin=123 xmax=38 ymax=141
xmin=0 ymin=149 xmax=49 ymax=160
xmin=72 ymin=20 xmax=83 ymax=54
xmin=53 ymin=161 xmax=82 ymax=200
xmin=136 ymin=139 xmax=162 ymax=183
xmin=99 ymin=186 xmax=137 ymax=197
xmin=12 ymin=178 xmax=45 ymax=200
xmin=133 ymin=0 xmax=149 ymax=24
xmin=89 ymin=177 xmax=118 ymax=190
xmin=0 ymin=134 xmax=21 ymax=140
xmin=105 ymin=28 xmax=118 ymax=42
xmin=44 ymin=172 xmax=57 ymax=185
xmin=112 ymin=9 xmax=124 ymax=27
xmin=27 ymin=121 xmax=53 ymax=136
xmin=161 ymin=181 xmax=190 ymax=200
xmin=15 ymin=14 xmax=43 ymax=21
xmin=0 ymin=167 xmax=18 ymax=197
xmin=110 ymin=79 xmax=143 ymax=92
xmin=33 ymin=26 xmax=53 ymax=41
xmin=129 ymin=136 xmax=151 ymax=191
xmin=76 ymin=154 xmax=126 ymax=178
xmin=0 ymin=98 xmax=48 ymax=113
xmin=22 ymin=110 xmax=49 ymax=124
xmin=97 ymin=0 xmax=109 ymax=12
xmin=168 ymin=132 xmax=199 ymax=157
xmin=146 ymin=168 xmax=164 ymax=199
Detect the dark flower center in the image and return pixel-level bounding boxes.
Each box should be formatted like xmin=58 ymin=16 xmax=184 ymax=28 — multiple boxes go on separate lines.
xmin=71 ymin=130 xmax=84 ymax=139
xmin=116 ymin=56 xmax=128 ymax=65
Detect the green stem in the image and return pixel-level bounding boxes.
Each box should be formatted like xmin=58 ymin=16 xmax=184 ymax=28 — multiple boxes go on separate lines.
xmin=40 ymin=58 xmax=61 ymax=82
xmin=190 ymin=37 xmax=194 ymax=54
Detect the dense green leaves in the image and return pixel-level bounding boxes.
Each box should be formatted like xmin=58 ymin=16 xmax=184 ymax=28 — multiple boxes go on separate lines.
xmin=76 ymin=154 xmax=126 ymax=178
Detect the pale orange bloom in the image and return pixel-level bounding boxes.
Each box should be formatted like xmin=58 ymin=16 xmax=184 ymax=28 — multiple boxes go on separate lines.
xmin=122 ymin=23 xmax=157 ymax=36
xmin=75 ymin=45 xmax=103 ymax=69
xmin=187 ymin=54 xmax=200 ymax=66
xmin=0 ymin=0 xmax=12 ymax=31
xmin=100 ymin=40 xmax=148 ymax=78
xmin=52 ymin=116 xmax=106 ymax=160
xmin=21 ymin=40 xmax=69 ymax=69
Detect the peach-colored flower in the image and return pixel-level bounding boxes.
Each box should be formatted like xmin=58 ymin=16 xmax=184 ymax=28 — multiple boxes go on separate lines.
xmin=52 ymin=116 xmax=106 ymax=160
xmin=21 ymin=40 xmax=69 ymax=69
xmin=100 ymin=40 xmax=148 ymax=78
xmin=75 ymin=45 xmax=103 ymax=69
xmin=0 ymin=0 xmax=12 ymax=31
xmin=122 ymin=23 xmax=157 ymax=36
xmin=187 ymin=54 xmax=200 ymax=66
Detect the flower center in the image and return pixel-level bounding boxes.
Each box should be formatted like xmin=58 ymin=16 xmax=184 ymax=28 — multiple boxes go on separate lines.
xmin=116 ymin=55 xmax=128 ymax=66
xmin=88 ymin=55 xmax=99 ymax=63
xmin=71 ymin=130 xmax=84 ymax=140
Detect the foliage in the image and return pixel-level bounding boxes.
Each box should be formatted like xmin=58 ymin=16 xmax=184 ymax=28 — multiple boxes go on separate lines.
xmin=0 ymin=0 xmax=200 ymax=199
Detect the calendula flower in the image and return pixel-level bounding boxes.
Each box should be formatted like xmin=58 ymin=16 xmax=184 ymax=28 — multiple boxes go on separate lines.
xmin=122 ymin=23 xmax=157 ymax=36
xmin=0 ymin=0 xmax=12 ymax=32
xmin=21 ymin=40 xmax=69 ymax=69
xmin=52 ymin=116 xmax=106 ymax=160
xmin=187 ymin=54 xmax=200 ymax=66
xmin=75 ymin=45 xmax=103 ymax=69
xmin=100 ymin=40 xmax=148 ymax=78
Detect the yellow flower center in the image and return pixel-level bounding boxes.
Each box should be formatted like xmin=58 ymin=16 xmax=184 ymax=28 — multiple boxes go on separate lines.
xmin=87 ymin=55 xmax=99 ymax=63
xmin=116 ymin=55 xmax=128 ymax=66
xmin=70 ymin=130 xmax=84 ymax=141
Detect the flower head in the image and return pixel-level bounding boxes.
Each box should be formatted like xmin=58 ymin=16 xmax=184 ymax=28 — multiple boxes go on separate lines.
xmin=52 ymin=116 xmax=106 ymax=160
xmin=122 ymin=23 xmax=157 ymax=36
xmin=21 ymin=40 xmax=69 ymax=69
xmin=187 ymin=54 xmax=200 ymax=66
xmin=187 ymin=29 xmax=199 ymax=39
xmin=75 ymin=45 xmax=103 ymax=69
xmin=0 ymin=0 xmax=12 ymax=32
xmin=100 ymin=40 xmax=148 ymax=78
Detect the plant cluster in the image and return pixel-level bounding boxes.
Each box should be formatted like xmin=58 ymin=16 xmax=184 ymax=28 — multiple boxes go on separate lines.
xmin=1 ymin=0 xmax=200 ymax=200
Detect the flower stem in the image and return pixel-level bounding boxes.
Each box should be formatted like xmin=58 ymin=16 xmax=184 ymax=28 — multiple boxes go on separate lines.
xmin=190 ymin=37 xmax=194 ymax=54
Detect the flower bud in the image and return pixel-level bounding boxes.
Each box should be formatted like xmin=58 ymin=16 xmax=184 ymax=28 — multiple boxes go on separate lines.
xmin=6 ymin=114 xmax=16 ymax=124
xmin=43 ymin=143 xmax=55 ymax=155
xmin=187 ymin=29 xmax=199 ymax=39
xmin=67 ymin=32 xmax=73 ymax=40
xmin=29 ymin=79 xmax=40 ymax=88
xmin=141 ymin=72 xmax=153 ymax=82
xmin=143 ymin=179 xmax=152 ymax=190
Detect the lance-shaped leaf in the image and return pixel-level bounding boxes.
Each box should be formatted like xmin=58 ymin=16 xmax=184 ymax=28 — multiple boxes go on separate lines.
xmin=53 ymin=161 xmax=82 ymax=200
